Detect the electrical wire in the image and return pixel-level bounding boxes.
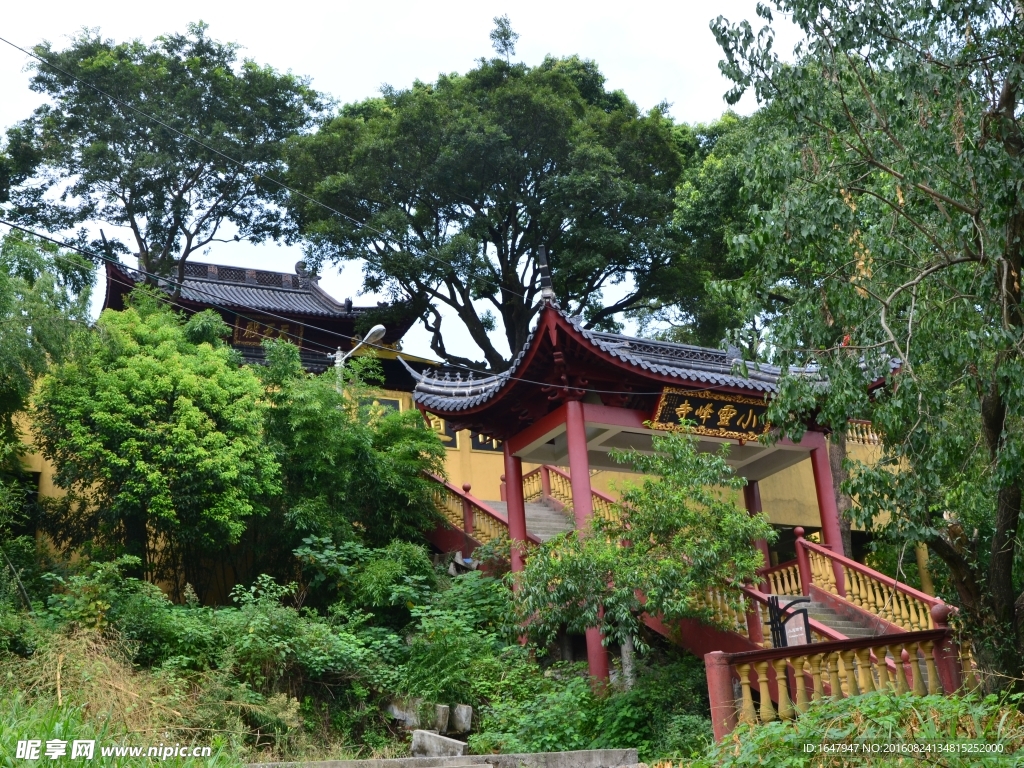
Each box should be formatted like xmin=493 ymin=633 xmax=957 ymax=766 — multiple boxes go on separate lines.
xmin=0 ymin=34 xmax=533 ymax=302
xmin=0 ymin=219 xmax=678 ymax=397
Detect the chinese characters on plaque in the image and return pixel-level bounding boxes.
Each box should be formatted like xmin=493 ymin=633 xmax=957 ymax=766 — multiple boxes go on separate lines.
xmin=233 ymin=315 xmax=305 ymax=346
xmin=650 ymin=388 xmax=770 ymax=441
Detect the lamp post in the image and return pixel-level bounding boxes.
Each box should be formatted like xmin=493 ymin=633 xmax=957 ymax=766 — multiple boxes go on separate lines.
xmin=329 ymin=324 xmax=386 ymax=392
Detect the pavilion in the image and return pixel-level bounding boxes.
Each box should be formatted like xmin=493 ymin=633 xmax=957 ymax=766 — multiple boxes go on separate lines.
xmin=403 ymin=302 xmax=847 ymax=678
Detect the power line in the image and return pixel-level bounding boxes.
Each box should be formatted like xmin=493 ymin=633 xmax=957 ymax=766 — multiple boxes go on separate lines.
xmin=0 ymin=220 xmax=674 ymax=397
xmin=0 ymin=34 xmax=533 ymax=303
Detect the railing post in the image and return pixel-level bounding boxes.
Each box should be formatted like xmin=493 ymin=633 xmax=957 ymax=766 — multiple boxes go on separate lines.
xmin=794 ymin=527 xmax=812 ymax=596
xmin=540 ymin=465 xmax=552 ymax=504
xmin=745 ymin=601 xmax=764 ymax=646
xmin=461 ymin=484 xmax=474 ymax=536
xmin=705 ymin=651 xmax=738 ymax=741
xmin=930 ymin=605 xmax=964 ymax=693
xmin=499 ymin=474 xmax=506 ymax=502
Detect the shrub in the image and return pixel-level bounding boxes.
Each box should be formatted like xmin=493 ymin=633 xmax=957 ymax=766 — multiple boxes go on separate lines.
xmin=698 ymin=691 xmax=1024 ymax=767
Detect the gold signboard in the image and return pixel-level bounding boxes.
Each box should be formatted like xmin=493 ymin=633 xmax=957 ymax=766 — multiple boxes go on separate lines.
xmin=651 ymin=388 xmax=769 ymax=441
xmin=233 ymin=315 xmax=305 ymax=347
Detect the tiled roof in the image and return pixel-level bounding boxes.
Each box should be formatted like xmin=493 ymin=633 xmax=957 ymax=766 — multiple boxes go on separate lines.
xmin=109 ymin=261 xmax=375 ymax=318
xmin=403 ymin=306 xmax=821 ymax=414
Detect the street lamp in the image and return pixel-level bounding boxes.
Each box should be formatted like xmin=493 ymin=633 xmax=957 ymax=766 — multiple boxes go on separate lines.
xmin=329 ymin=324 xmax=386 ymax=391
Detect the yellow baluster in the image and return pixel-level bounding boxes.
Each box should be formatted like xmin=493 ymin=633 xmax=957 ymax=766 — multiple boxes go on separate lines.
xmin=808 ymin=653 xmax=824 ymax=701
xmin=755 ymin=661 xmax=776 ymax=722
xmin=891 ymin=646 xmax=909 ymax=694
xmin=855 ymin=648 xmax=876 ymax=692
xmin=845 ymin=567 xmax=861 ymax=607
xmin=794 ymin=658 xmax=810 ymax=714
xmin=840 ymin=650 xmax=860 ymax=696
xmin=922 ymin=640 xmax=941 ymax=694
xmin=736 ymin=663 xmax=757 ymax=724
xmin=872 ymin=646 xmax=892 ymax=691
xmin=772 ymin=658 xmax=794 ymax=720
xmin=908 ymin=642 xmax=927 ymax=696
xmin=827 ymin=653 xmax=844 ymax=699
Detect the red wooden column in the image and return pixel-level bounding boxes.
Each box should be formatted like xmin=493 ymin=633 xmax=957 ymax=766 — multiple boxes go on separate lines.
xmin=808 ymin=441 xmax=846 ymax=594
xmin=503 ymin=444 xmax=528 ymax=574
xmin=565 ymin=399 xmax=610 ymax=682
xmin=742 ymin=480 xmax=772 ymax=577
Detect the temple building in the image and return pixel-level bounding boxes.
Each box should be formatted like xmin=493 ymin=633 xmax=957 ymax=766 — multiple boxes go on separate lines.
xmin=401 ymin=302 xmax=886 ymax=678
xmin=103 ymin=259 xmax=431 ymax=392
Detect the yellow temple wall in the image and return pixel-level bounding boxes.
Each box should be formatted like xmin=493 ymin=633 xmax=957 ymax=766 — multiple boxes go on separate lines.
xmin=20 ymin=384 xmax=883 ymax=537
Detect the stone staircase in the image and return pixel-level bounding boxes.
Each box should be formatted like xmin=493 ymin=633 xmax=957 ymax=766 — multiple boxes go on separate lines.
xmin=485 ymin=499 xmax=574 ymax=542
xmin=778 ymin=596 xmax=885 ymax=639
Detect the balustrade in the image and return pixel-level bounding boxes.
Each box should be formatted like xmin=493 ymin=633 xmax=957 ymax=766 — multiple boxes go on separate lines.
xmin=799 ymin=534 xmax=939 ymax=632
xmin=706 ymin=623 xmax=966 ymax=740
xmin=760 ymin=561 xmax=803 ymax=596
xmin=427 ymin=474 xmax=539 ymax=548
xmin=520 ymin=465 xmax=619 ymax=524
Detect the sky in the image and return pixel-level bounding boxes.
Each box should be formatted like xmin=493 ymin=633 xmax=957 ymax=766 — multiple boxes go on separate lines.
xmin=0 ymin=0 xmax=800 ymax=363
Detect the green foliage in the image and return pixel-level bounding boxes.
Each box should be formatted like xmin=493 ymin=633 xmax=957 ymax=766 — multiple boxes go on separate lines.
xmin=285 ymin=47 xmax=683 ymax=369
xmin=4 ymin=23 xmax=324 ymax=277
xmin=295 ymin=537 xmax=438 ymax=627
xmin=31 ymin=295 xmax=280 ymax=589
xmin=515 ymin=427 xmax=773 ymax=653
xmin=697 ymin=692 xmax=1024 ymax=767
xmin=471 ymin=656 xmax=712 ymax=760
xmin=257 ymin=340 xmax=446 ymax=560
xmin=628 ymin=112 xmax=762 ymax=349
xmin=0 ymin=230 xmax=93 ymax=470
xmin=712 ymin=0 xmax=1024 ymax=680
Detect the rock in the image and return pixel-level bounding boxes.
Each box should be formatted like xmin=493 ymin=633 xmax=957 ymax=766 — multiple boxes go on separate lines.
xmin=410 ymin=729 xmax=467 ymax=757
xmin=434 ymin=704 xmax=450 ymax=733
xmin=450 ymin=704 xmax=473 ymax=733
xmin=386 ymin=697 xmax=422 ymax=729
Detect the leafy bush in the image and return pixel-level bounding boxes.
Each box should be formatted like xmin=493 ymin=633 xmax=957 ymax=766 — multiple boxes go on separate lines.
xmin=699 ymin=692 xmax=1024 ymax=767
xmin=591 ymin=657 xmax=712 ymax=760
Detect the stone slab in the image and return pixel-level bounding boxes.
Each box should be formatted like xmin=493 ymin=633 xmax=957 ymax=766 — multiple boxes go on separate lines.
xmin=410 ymin=731 xmax=466 ymax=758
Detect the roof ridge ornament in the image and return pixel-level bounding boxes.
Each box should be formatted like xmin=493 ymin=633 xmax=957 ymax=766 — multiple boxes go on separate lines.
xmin=537 ymin=246 xmax=555 ymax=304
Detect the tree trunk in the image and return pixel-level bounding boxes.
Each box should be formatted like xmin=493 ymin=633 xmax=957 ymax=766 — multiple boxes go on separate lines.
xmin=829 ymin=431 xmax=853 ymax=559
xmin=122 ymin=513 xmax=149 ymax=579
xmin=620 ymin=635 xmax=636 ymax=690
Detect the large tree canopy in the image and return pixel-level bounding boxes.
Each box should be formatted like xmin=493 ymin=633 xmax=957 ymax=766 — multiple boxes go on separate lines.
xmin=626 ymin=112 xmax=767 ymax=350
xmin=285 ymin=52 xmax=685 ymax=370
xmin=3 ymin=23 xmax=323 ymax=281
xmin=32 ymin=296 xmax=280 ymax=588
xmin=713 ymin=0 xmax=1024 ymax=682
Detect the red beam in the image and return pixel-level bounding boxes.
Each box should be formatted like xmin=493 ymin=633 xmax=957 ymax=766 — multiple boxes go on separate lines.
xmin=506 ymin=402 xmax=568 ymax=455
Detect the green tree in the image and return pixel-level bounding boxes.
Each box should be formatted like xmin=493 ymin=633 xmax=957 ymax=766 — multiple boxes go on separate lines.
xmin=628 ymin=112 xmax=761 ymax=350
xmin=712 ymin=1 xmax=1024 ymax=681
xmin=0 ymin=230 xmax=93 ymax=473
xmin=247 ymin=340 xmax=445 ymax=580
xmin=3 ymin=23 xmax=324 ymax=282
xmin=31 ymin=295 xmax=279 ymax=590
xmin=285 ymin=50 xmax=684 ymax=369
xmin=514 ymin=427 xmax=773 ymax=687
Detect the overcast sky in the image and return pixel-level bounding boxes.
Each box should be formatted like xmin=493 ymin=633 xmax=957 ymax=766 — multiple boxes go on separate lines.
xmin=0 ymin=1 xmax=799 ymax=362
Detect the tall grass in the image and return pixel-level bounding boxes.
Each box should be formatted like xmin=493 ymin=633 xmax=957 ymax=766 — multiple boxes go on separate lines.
xmin=0 ymin=693 xmax=241 ymax=767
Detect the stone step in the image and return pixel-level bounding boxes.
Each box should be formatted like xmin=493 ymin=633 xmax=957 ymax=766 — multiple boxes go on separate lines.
xmin=484 ymin=500 xmax=574 ymax=542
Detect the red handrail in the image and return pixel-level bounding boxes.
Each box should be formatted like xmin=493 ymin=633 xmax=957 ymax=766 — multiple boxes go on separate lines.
xmin=426 ymin=472 xmax=542 ymax=546
xmin=799 ymin=537 xmax=941 ymax=608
